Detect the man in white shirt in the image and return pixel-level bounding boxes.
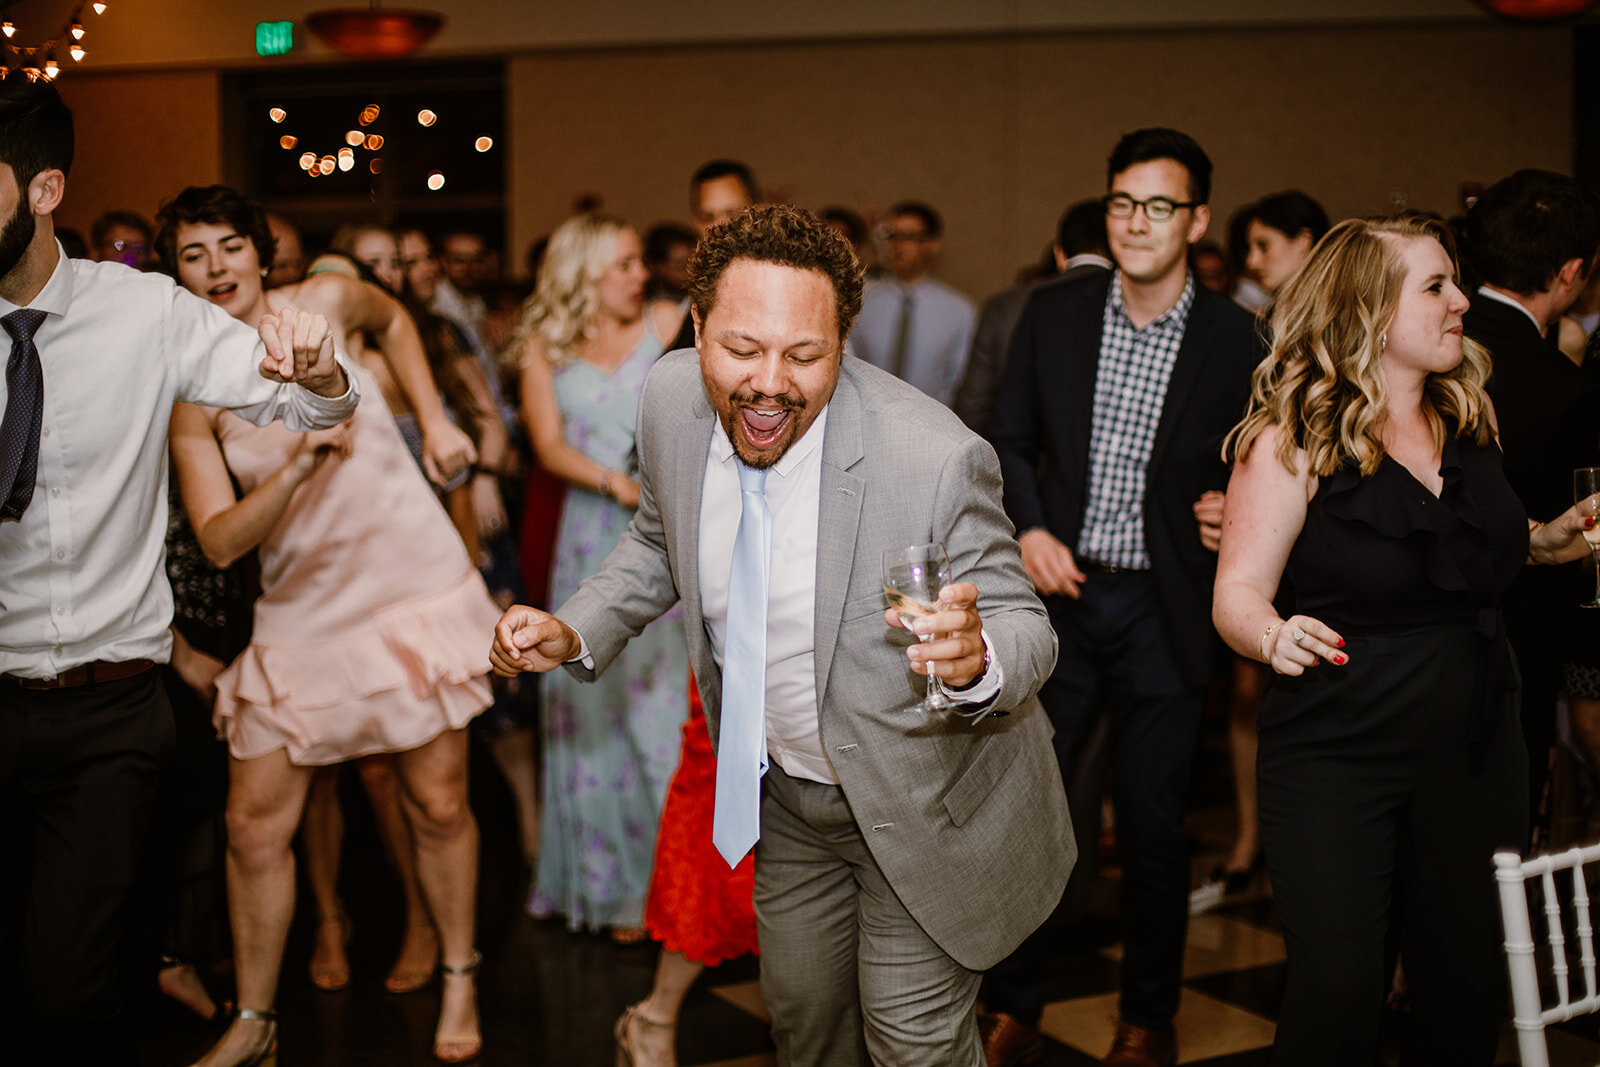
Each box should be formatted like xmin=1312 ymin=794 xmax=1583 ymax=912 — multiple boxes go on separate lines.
xmin=492 ymin=205 xmax=1072 ymax=1066
xmin=0 ymin=78 xmax=357 ymax=1063
xmin=851 ymin=201 xmax=977 ymax=407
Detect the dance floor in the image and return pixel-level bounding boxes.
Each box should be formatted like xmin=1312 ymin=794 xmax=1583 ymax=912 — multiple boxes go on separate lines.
xmin=139 ymin=737 xmax=1600 ymax=1066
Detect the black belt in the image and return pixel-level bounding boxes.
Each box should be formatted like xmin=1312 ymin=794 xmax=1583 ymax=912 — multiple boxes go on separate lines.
xmin=1078 ymin=558 xmax=1149 ymax=575
xmin=2 ymin=659 xmax=156 ymax=691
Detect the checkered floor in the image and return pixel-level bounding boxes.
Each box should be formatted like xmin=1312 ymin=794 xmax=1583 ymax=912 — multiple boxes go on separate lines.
xmin=140 ymin=743 xmax=1600 ymax=1065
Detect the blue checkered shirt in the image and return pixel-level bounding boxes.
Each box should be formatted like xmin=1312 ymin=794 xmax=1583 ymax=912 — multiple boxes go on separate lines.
xmin=1076 ymin=272 xmax=1195 ymax=569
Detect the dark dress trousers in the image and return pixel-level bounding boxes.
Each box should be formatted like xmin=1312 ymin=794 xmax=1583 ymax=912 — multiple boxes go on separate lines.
xmin=985 ymin=272 xmax=1261 ymax=1029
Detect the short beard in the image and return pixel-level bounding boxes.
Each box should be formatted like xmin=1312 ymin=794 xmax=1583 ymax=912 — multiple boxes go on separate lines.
xmin=0 ymin=194 xmax=37 ymax=283
xmin=721 ymin=390 xmax=804 ymax=470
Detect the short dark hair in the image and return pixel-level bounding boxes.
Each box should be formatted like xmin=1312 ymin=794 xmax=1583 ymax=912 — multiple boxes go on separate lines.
xmin=1106 ymin=127 xmax=1212 ymax=205
xmin=688 ymin=204 xmax=863 ymax=339
xmin=90 ymin=210 xmax=153 ymax=248
xmin=154 ymin=185 xmax=276 ymax=274
xmin=1251 ymin=190 xmax=1331 ymax=245
xmin=1056 ymin=199 xmax=1109 ymax=258
xmin=643 ymin=221 xmax=696 ymax=265
xmin=691 ymin=159 xmax=760 ymax=204
xmin=820 ymin=206 xmax=867 ymax=248
xmin=0 ymin=76 xmax=74 ymax=192
xmin=888 ymin=201 xmax=943 ymax=239
xmin=1467 ymin=169 xmax=1600 ymax=294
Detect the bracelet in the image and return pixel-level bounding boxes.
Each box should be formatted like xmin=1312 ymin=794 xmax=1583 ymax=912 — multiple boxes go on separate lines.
xmin=1259 ymin=621 xmax=1281 ymax=664
xmin=597 ymin=470 xmax=616 ymax=499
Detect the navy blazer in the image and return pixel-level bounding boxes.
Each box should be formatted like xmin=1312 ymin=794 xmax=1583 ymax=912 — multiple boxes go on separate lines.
xmin=990 ymin=271 xmax=1262 ymax=686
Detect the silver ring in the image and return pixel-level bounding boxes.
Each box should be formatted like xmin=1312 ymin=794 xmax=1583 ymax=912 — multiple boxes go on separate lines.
xmin=1291 ymin=629 xmax=1307 ymax=644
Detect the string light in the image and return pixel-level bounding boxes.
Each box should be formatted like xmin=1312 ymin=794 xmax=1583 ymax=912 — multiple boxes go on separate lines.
xmin=344 ymin=130 xmax=363 ymax=146
xmin=359 ymin=105 xmax=380 ymax=125
xmin=4 ymin=3 xmax=108 ymax=81
xmin=426 ymin=171 xmax=445 ymax=191
xmin=364 ymin=134 xmax=383 ymax=150
xmin=268 ymin=107 xmax=286 ymax=123
xmin=474 ymin=136 xmax=492 ymax=152
xmin=279 ymin=134 xmax=297 ymax=150
xmin=417 ymin=109 xmax=437 ymax=127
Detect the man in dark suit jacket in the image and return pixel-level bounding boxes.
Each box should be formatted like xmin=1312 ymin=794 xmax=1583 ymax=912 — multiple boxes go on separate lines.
xmin=953 ymin=198 xmax=1111 ymax=441
xmin=985 ymin=129 xmax=1261 ymax=1067
xmin=1464 ymin=168 xmax=1600 ymax=830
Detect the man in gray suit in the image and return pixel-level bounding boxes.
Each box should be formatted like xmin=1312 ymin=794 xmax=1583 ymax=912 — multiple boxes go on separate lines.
xmin=492 ymin=205 xmax=1073 ymax=1066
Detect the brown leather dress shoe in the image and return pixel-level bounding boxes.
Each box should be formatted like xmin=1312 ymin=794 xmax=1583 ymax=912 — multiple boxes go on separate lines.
xmin=978 ymin=1009 xmax=1043 ymax=1066
xmin=1102 ymin=1021 xmax=1176 ymax=1067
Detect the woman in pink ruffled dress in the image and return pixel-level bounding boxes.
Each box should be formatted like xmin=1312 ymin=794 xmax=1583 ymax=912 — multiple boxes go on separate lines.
xmin=159 ymin=186 xmax=500 ymax=1067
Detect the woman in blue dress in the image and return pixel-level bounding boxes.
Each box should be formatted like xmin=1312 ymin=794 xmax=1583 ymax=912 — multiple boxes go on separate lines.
xmin=516 ymin=213 xmax=687 ymax=938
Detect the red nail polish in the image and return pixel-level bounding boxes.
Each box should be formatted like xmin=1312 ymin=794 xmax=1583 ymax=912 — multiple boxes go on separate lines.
xmin=1334 ymin=653 xmax=1347 ymax=665
xmin=1337 ymin=639 xmax=1345 ymax=648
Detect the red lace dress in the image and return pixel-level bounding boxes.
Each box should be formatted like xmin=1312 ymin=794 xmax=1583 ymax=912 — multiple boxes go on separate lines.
xmin=643 ymin=673 xmax=758 ymax=965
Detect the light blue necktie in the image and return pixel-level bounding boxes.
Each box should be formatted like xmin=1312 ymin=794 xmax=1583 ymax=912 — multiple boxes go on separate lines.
xmin=712 ymin=461 xmax=771 ymax=868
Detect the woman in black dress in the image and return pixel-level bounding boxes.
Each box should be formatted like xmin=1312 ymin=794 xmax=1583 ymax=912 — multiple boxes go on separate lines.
xmin=1213 ymin=214 xmax=1592 ymax=1065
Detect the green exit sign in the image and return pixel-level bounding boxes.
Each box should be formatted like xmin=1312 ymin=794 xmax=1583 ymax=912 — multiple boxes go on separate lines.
xmin=255 ymin=21 xmax=294 ymax=57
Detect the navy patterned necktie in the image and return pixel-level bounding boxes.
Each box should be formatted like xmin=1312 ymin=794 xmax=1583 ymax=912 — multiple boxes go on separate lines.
xmin=0 ymin=308 xmax=47 ymax=522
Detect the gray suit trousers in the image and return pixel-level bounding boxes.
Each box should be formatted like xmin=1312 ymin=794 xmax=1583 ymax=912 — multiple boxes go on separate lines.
xmin=756 ymin=763 xmax=984 ymax=1067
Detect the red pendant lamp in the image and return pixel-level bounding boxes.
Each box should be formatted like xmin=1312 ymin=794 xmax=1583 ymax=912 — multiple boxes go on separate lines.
xmin=305 ymin=1 xmax=444 ymax=59
xmin=1477 ymin=0 xmax=1598 ymax=20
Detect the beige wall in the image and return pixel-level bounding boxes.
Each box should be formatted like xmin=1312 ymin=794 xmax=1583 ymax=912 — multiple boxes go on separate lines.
xmin=509 ymin=23 xmax=1574 ymax=299
xmin=54 ymin=70 xmax=221 ymax=241
xmin=51 ymin=22 xmax=1572 ymax=301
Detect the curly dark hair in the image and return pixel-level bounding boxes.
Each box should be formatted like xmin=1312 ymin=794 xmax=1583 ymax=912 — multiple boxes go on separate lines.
xmin=153 ymin=185 xmax=276 ymax=275
xmin=687 ymin=204 xmax=863 ymax=339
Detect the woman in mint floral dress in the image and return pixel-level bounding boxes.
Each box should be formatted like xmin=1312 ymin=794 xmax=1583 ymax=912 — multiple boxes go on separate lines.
xmin=516 ymin=213 xmax=687 ymax=936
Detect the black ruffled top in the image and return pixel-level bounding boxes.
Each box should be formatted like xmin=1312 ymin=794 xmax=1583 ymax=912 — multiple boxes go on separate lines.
xmin=1285 ymin=433 xmax=1530 ymax=759
xmin=1288 ymin=434 xmax=1527 ymax=630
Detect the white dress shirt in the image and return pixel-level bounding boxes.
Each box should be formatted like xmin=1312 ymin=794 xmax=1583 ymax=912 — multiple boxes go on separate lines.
xmin=696 ymin=410 xmax=1004 ymax=785
xmin=0 ymin=247 xmax=358 ymax=678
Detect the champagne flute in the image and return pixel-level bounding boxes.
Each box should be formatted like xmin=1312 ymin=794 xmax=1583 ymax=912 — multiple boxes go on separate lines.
xmin=1577 ymin=468 xmax=1600 ymax=609
xmin=883 ymin=543 xmax=954 ymax=713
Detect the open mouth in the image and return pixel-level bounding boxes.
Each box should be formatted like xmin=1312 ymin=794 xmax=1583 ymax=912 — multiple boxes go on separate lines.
xmin=208 ymin=282 xmax=238 ymax=300
xmin=739 ymin=407 xmax=792 ymax=449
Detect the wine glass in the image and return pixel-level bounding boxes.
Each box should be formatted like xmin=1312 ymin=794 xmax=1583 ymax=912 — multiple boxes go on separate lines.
xmin=1576 ymin=468 xmax=1600 ymax=609
xmin=882 ymin=543 xmax=954 ymax=713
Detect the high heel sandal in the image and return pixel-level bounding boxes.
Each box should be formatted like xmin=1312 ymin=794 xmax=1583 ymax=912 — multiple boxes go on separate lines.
xmin=433 ymin=950 xmax=483 ymax=1063
xmin=187 ymin=1007 xmax=278 ymax=1067
xmin=614 ymin=1003 xmax=676 ymax=1067
xmin=309 ymin=911 xmax=352 ymax=991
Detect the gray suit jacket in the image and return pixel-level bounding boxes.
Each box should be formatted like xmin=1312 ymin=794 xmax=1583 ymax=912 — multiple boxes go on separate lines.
xmin=557 ymin=349 xmax=1075 ymax=970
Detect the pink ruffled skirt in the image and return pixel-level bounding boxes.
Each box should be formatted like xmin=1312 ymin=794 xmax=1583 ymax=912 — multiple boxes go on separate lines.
xmin=215 ymin=570 xmax=500 ymax=765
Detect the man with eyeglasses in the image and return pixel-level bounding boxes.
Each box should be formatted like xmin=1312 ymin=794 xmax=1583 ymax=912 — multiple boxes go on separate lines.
xmin=985 ymin=128 xmax=1261 ymax=1067
xmin=851 ymin=200 xmax=975 ymax=407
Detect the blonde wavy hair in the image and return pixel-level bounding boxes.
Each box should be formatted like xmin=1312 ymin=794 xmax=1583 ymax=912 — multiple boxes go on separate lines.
xmin=1224 ymin=214 xmax=1492 ymax=477
xmin=516 ymin=212 xmax=630 ymax=368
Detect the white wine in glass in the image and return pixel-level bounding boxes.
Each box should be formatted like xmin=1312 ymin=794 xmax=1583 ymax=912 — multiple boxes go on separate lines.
xmin=1575 ymin=468 xmax=1600 ymax=608
xmin=882 ymin=543 xmax=954 ymax=713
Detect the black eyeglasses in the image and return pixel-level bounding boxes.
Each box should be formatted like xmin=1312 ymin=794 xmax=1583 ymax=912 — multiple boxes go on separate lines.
xmin=1102 ymin=194 xmax=1198 ymax=222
